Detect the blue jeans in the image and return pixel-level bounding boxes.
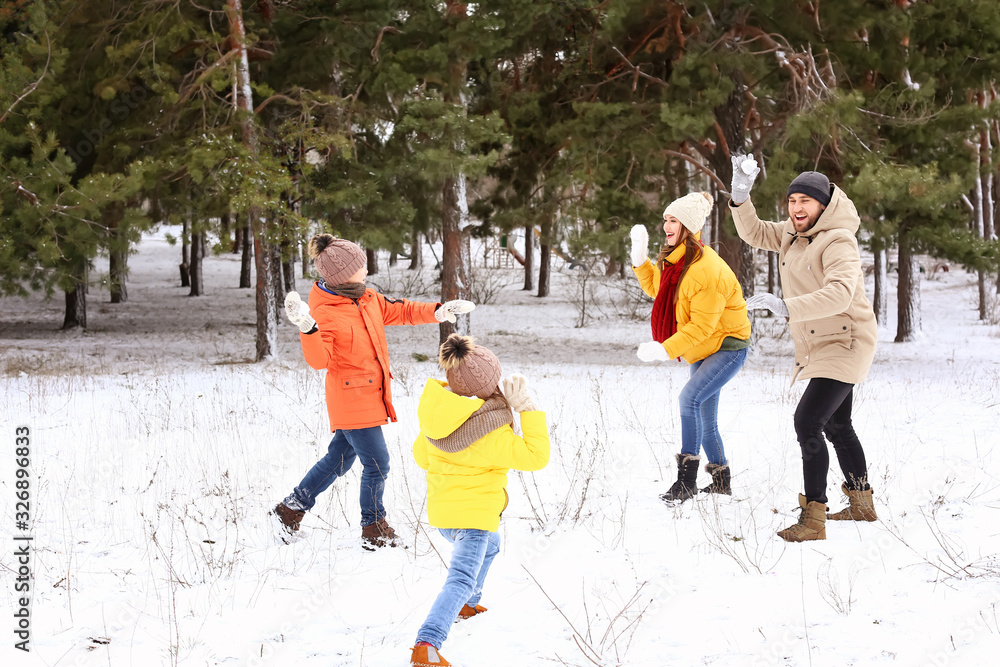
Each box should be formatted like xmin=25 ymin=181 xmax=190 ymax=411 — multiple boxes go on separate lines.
xmin=415 ymin=528 xmax=501 ymax=648
xmin=283 ymin=427 xmax=390 ymax=527
xmin=678 ymin=347 xmax=748 ymax=465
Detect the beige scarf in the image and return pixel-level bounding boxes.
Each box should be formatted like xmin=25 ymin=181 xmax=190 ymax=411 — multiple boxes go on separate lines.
xmin=427 ymin=395 xmax=514 ymax=453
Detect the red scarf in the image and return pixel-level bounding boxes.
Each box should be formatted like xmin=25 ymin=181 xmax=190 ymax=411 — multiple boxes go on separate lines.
xmin=650 ymin=256 xmax=685 ymax=343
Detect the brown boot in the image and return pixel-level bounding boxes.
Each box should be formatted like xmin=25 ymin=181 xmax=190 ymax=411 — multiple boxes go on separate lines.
xmin=361 ymin=517 xmax=399 ymax=549
xmin=273 ymin=503 xmax=305 ymax=534
xmin=410 ymin=643 xmax=450 ymax=666
xmin=457 ymin=604 xmax=487 ymax=620
xmin=777 ymin=494 xmax=827 ymax=542
xmin=827 ymin=482 xmax=878 ymax=521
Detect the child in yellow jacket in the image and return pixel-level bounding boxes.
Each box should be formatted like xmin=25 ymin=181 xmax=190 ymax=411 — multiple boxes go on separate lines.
xmin=409 ymin=334 xmax=550 ymax=667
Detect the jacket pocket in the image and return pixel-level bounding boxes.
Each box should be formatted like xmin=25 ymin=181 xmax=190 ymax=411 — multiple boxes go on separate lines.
xmin=806 ymin=315 xmax=853 ymax=350
xmin=341 ymin=373 xmax=380 ymax=391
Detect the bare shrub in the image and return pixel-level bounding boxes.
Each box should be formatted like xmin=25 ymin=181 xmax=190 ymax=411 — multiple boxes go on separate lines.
xmin=466 ymin=265 xmax=519 ymax=305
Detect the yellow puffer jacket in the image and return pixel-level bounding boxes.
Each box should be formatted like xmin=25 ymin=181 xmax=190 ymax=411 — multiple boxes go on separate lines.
xmin=633 ymin=242 xmax=751 ymax=364
xmin=413 ymin=379 xmax=550 ymax=532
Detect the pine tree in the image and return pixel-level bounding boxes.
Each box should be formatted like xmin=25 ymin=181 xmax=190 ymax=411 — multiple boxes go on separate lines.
xmin=0 ymin=1 xmax=143 ymax=328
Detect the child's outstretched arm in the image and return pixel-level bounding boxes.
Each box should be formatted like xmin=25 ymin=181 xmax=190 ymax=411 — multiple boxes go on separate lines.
xmin=378 ymin=293 xmax=441 ymax=326
xmin=491 ymin=374 xmax=550 ymax=471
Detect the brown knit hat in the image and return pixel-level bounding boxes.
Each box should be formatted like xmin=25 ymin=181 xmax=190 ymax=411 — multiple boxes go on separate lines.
xmin=438 ymin=334 xmax=502 ymax=399
xmin=309 ymin=234 xmax=366 ymax=285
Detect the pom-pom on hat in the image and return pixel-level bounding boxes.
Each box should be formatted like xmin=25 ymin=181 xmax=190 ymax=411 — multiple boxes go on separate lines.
xmin=439 ymin=334 xmax=502 ymax=399
xmin=309 ymin=234 xmax=366 ymax=286
xmin=662 ymin=192 xmax=714 ymax=234
xmin=787 ymin=171 xmax=832 ymax=207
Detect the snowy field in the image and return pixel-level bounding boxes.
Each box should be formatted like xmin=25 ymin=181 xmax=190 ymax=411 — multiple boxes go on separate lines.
xmin=2 ymin=227 xmax=1000 ymax=667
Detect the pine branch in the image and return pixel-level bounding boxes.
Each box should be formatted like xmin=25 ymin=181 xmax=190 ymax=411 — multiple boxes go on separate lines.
xmin=0 ymin=30 xmax=52 ymax=126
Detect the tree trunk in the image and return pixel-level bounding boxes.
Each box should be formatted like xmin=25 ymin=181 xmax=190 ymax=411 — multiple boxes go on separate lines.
xmin=189 ymin=228 xmax=204 ymax=296
xmin=240 ymin=221 xmax=252 ymax=288
xmin=978 ymin=270 xmax=988 ymax=321
xmin=714 ymin=196 xmax=754 ymax=296
xmin=438 ymin=0 xmax=473 ymax=344
xmin=220 ymin=210 xmax=232 ymax=253
xmin=282 ymin=257 xmax=294 ymax=293
xmin=62 ymin=265 xmax=87 ymax=330
xmin=180 ymin=217 xmax=190 ymax=287
xmin=408 ymin=230 xmax=422 ymax=270
xmin=767 ymin=251 xmax=778 ymax=295
xmin=709 ymin=79 xmax=754 ymax=296
xmin=537 ymin=219 xmax=551 ymax=298
xmin=233 ymin=221 xmax=243 ymax=254
xmin=106 ymin=202 xmax=128 ymax=303
xmin=251 ymin=222 xmax=280 ymax=360
xmin=895 ymin=229 xmax=921 ymax=342
xmin=873 ymin=245 xmax=888 ymax=325
xmin=439 ymin=173 xmax=472 ymax=342
xmin=228 ymin=0 xmax=278 ymax=360
xmin=366 ymin=247 xmax=379 ymax=276
xmin=109 ymin=248 xmax=128 ymax=304
xmin=522 ymin=223 xmax=534 ymax=291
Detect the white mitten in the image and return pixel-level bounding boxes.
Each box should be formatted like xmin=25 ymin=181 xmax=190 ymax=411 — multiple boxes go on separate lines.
xmin=637 ymin=341 xmax=670 ymax=362
xmin=502 ymin=374 xmax=539 ymax=413
xmin=745 ymin=292 xmax=789 ymax=319
xmin=284 ymin=292 xmax=317 ymax=333
xmin=629 ymin=224 xmax=650 ymax=267
xmin=730 ymin=154 xmax=761 ymax=205
xmin=434 ymin=299 xmax=476 ymax=323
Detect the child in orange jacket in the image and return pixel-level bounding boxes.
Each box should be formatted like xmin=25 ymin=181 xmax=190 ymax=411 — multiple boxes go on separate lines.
xmin=274 ymin=234 xmax=474 ymax=548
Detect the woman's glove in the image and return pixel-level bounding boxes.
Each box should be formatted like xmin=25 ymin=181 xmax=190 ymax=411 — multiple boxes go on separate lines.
xmin=435 ymin=299 xmax=476 ymax=323
xmin=730 ymin=154 xmax=761 ymax=205
xmin=284 ymin=292 xmax=317 ymax=333
xmin=502 ymin=374 xmax=539 ymax=413
xmin=745 ymin=292 xmax=789 ymax=319
xmin=637 ymin=341 xmax=670 ymax=362
xmin=629 ymin=224 xmax=649 ymax=267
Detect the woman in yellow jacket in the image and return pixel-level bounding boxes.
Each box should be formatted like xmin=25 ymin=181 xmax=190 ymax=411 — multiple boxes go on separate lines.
xmin=630 ymin=192 xmax=751 ymax=503
xmin=409 ymin=335 xmax=549 ymax=667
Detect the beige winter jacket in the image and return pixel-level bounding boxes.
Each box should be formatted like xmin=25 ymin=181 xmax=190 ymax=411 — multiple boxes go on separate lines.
xmin=730 ymin=186 xmax=877 ymax=384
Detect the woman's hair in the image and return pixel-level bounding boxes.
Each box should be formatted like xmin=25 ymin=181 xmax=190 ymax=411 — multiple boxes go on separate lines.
xmin=655 ymin=224 xmax=704 ymax=302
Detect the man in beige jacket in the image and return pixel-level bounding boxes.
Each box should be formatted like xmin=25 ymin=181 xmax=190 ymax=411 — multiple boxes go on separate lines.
xmin=728 ymin=157 xmax=878 ymax=543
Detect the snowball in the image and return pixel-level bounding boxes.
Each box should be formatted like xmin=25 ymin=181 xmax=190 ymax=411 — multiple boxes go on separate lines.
xmin=740 ymin=157 xmax=758 ymax=175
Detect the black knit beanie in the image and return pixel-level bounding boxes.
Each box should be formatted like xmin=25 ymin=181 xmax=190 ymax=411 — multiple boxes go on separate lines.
xmin=787 ymin=171 xmax=832 ymax=207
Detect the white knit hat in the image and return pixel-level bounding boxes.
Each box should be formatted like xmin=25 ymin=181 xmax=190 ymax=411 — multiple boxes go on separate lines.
xmin=662 ymin=192 xmax=714 ymax=234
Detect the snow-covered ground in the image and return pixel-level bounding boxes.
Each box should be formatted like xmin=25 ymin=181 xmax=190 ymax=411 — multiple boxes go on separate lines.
xmin=2 ymin=227 xmax=999 ymax=667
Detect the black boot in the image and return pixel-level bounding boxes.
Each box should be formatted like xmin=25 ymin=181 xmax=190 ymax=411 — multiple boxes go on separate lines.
xmin=660 ymin=454 xmax=700 ymax=504
xmin=700 ymin=463 xmax=732 ymax=495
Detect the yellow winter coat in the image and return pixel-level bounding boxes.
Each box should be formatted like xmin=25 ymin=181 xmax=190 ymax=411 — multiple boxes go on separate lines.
xmin=413 ymin=379 xmax=550 ymax=532
xmin=633 ymin=242 xmax=751 ymax=364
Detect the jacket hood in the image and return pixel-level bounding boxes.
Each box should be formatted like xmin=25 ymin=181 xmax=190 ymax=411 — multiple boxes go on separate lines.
xmin=792 ymin=185 xmax=860 ymax=238
xmin=417 ymin=378 xmax=484 ymax=440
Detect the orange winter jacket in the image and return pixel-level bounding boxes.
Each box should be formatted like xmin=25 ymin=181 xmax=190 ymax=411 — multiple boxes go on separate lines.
xmin=298 ymin=282 xmax=440 ymax=430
